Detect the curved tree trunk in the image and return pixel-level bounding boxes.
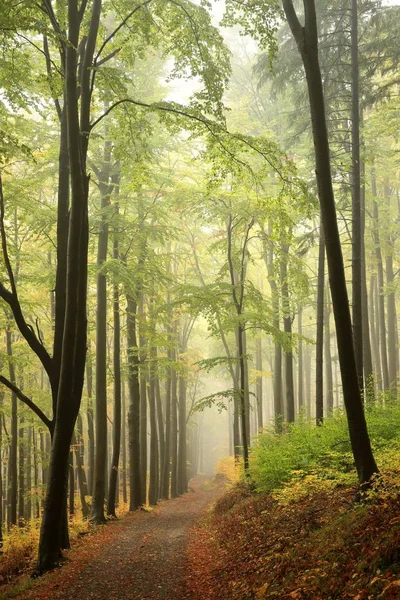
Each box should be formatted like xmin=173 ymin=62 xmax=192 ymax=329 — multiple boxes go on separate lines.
xmin=283 ymin=0 xmax=378 ymax=484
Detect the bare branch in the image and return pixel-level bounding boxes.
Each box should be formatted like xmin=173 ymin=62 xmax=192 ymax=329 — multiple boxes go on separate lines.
xmin=0 ymin=174 xmax=54 ymax=379
xmin=0 ymin=376 xmax=53 ymax=431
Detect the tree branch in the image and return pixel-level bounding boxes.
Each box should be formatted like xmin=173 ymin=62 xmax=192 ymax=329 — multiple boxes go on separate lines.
xmin=0 ymin=376 xmax=53 ymax=431
xmin=0 ymin=174 xmax=54 ymax=379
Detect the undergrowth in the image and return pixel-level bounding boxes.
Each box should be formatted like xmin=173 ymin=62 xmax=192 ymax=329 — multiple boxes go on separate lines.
xmin=251 ymin=402 xmax=400 ymax=492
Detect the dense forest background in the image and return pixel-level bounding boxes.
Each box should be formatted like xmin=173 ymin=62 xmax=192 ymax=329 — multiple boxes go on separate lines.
xmin=0 ymin=0 xmax=400 ymax=578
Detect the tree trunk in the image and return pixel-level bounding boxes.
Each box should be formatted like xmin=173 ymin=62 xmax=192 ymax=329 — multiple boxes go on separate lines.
xmin=265 ymin=226 xmax=283 ymax=429
xmin=385 ymin=183 xmax=397 ymax=398
xmin=324 ymin=291 xmax=334 ymax=413
xmin=170 ymin=343 xmax=178 ymax=498
xmin=281 ymin=236 xmax=295 ymax=422
xmin=148 ymin=346 xmax=159 ymax=506
xmin=361 ymin=161 xmax=374 ymax=398
xmin=91 ymin=137 xmax=112 ymax=524
xmin=316 ymin=226 xmax=325 ymax=425
xmin=369 ymin=274 xmax=382 ymax=392
xmin=107 ymin=230 xmax=122 ymax=517
xmin=177 ymin=371 xmax=187 ymax=495
xmin=161 ymin=341 xmax=172 ymax=500
xmin=155 ymin=372 xmax=165 ymax=498
xmin=256 ymin=336 xmax=263 ymax=429
xmin=126 ymin=294 xmax=142 ymax=510
xmin=37 ymin=0 xmax=97 ymax=569
xmin=283 ymin=0 xmax=378 ymax=484
xmin=6 ymin=327 xmax=17 ymax=526
xmin=86 ymin=359 xmax=95 ymax=497
xmin=297 ymin=309 xmax=304 ymax=412
xmin=351 ymin=0 xmax=363 ymax=391
xmin=371 ymin=167 xmax=389 ymax=390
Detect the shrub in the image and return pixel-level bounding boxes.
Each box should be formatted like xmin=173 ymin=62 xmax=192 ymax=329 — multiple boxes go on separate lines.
xmin=250 ymin=402 xmax=400 ymax=494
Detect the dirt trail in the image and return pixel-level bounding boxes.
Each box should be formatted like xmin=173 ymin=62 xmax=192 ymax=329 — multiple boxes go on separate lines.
xmin=13 ymin=476 xmax=223 ymax=600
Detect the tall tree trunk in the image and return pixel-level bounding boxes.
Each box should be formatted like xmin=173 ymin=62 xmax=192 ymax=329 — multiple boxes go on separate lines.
xmin=121 ymin=378 xmax=127 ymax=505
xmin=91 ymin=137 xmax=112 ymax=524
xmin=18 ymin=414 xmax=24 ymax=526
xmin=155 ymin=372 xmax=165 ymax=498
xmin=324 ymin=291 xmax=334 ymax=413
xmin=68 ymin=449 xmax=74 ymax=516
xmin=170 ymin=342 xmax=178 ymax=498
xmin=161 ymin=340 xmax=172 ymax=500
xmin=385 ymin=183 xmax=398 ymax=398
xmin=371 ymin=167 xmax=389 ymax=390
xmin=126 ymin=294 xmax=142 ymax=510
xmin=265 ymin=226 xmax=283 ymax=429
xmin=177 ymin=371 xmax=188 ymax=496
xmin=238 ymin=325 xmax=249 ymax=470
xmin=283 ymin=0 xmax=378 ymax=484
xmin=281 ymin=236 xmax=295 ymax=423
xmin=86 ymin=358 xmax=95 ymax=497
xmin=6 ymin=327 xmax=17 ymax=526
xmin=139 ymin=295 xmax=147 ymax=506
xmin=26 ymin=425 xmax=32 ymax=521
xmin=72 ymin=431 xmax=89 ymax=517
xmin=351 ymin=0 xmax=363 ymax=391
xmin=361 ymin=161 xmax=374 ymax=398
xmin=256 ymin=336 xmax=263 ymax=430
xmin=369 ymin=274 xmax=382 ymax=392
xmin=148 ymin=346 xmax=159 ymax=506
xmin=107 ymin=228 xmax=122 ymax=517
xmin=297 ymin=309 xmax=304 ymax=412
xmin=316 ymin=226 xmax=325 ymax=425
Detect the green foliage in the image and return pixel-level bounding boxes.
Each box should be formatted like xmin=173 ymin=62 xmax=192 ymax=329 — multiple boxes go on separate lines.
xmin=251 ymin=402 xmax=400 ymax=493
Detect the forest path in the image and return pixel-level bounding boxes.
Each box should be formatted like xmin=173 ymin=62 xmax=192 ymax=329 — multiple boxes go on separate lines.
xmin=15 ymin=476 xmax=224 ymax=600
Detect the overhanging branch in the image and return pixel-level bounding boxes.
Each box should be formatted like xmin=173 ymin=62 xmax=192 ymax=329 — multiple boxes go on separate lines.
xmin=0 ymin=376 xmax=53 ymax=431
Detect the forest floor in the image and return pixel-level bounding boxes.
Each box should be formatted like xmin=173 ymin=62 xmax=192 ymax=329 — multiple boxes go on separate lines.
xmin=185 ymin=474 xmax=400 ymax=600
xmin=2 ymin=475 xmax=225 ymax=600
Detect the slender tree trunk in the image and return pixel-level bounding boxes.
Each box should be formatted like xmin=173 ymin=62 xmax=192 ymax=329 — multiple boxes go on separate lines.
xmin=170 ymin=341 xmax=178 ymax=498
xmin=86 ymin=359 xmax=95 ymax=497
xmin=283 ymin=0 xmax=378 ymax=484
xmin=371 ymin=167 xmax=389 ymax=390
xmin=148 ymin=346 xmax=159 ymax=505
xmin=139 ymin=295 xmax=147 ymax=506
xmin=281 ymin=236 xmax=295 ymax=422
xmin=351 ymin=0 xmax=363 ymax=391
xmin=324 ymin=291 xmax=334 ymax=413
xmin=297 ymin=309 xmax=304 ymax=412
xmin=161 ymin=341 xmax=172 ymax=500
xmin=316 ymin=227 xmax=325 ymax=425
xmin=68 ymin=449 xmax=74 ymax=516
xmin=121 ymin=378 xmax=127 ymax=504
xmin=155 ymin=371 xmax=165 ymax=498
xmin=126 ymin=294 xmax=142 ymax=510
xmin=238 ymin=325 xmax=249 ymax=470
xmin=256 ymin=336 xmax=263 ymax=430
xmin=107 ymin=228 xmax=122 ymax=517
xmin=26 ymin=425 xmax=32 ymax=521
xmin=177 ymin=370 xmax=187 ymax=495
xmin=369 ymin=274 xmax=382 ymax=392
xmin=361 ymin=161 xmax=374 ymax=398
xmin=18 ymin=414 xmax=24 ymax=526
xmin=265 ymin=227 xmax=283 ymax=429
xmin=385 ymin=184 xmax=397 ymax=398
xmin=72 ymin=431 xmax=89 ymax=517
xmin=6 ymin=327 xmax=17 ymax=526
xmin=91 ymin=137 xmax=112 ymax=524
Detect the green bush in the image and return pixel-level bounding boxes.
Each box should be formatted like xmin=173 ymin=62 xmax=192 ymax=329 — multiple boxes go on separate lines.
xmin=250 ymin=401 xmax=400 ymax=494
